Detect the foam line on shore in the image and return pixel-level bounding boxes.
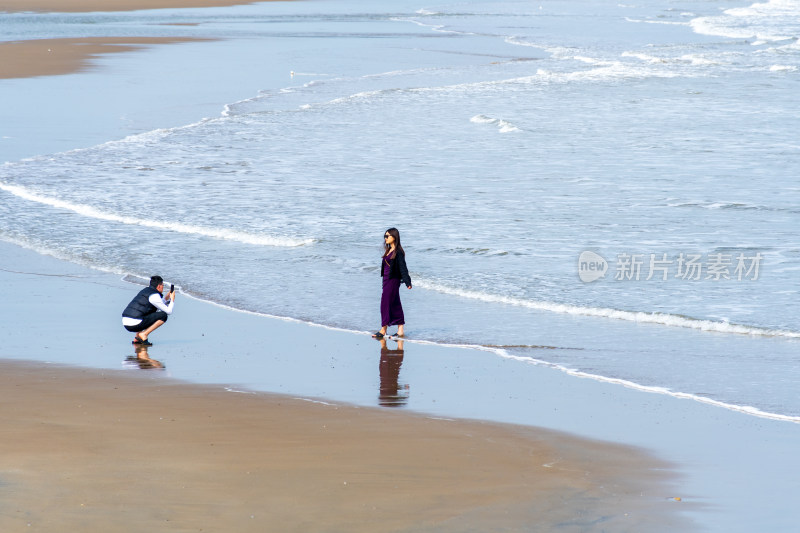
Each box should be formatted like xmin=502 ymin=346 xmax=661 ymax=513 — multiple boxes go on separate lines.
xmin=140 ymin=275 xmax=800 ymax=425
xmin=0 ymin=181 xmax=313 ymax=247
xmin=490 ymin=347 xmax=800 ymax=424
xmin=415 ymin=279 xmax=800 ymax=339
xmin=4 ymin=242 xmax=793 ymax=427
xmin=367 ymin=331 xmax=800 ymax=424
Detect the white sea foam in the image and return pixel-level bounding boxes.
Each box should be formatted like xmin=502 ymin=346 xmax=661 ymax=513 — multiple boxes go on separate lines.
xmin=222 ymin=94 xmax=265 ymax=117
xmin=572 ymin=55 xmax=608 ymax=65
xmin=490 ymin=348 xmax=800 ymax=423
xmin=726 ymin=0 xmax=800 ymax=19
xmin=679 ymin=54 xmax=720 ymax=66
xmin=624 ymin=17 xmax=690 ymax=26
xmin=0 ymin=182 xmax=313 ymax=247
xmin=415 ymin=279 xmax=800 ymax=339
xmin=534 ymin=61 xmax=682 ymax=82
xmin=273 ymin=58 xmax=685 ymax=114
xmin=624 ymin=51 xmax=720 ymax=67
xmin=769 ymin=64 xmax=798 ymax=71
xmin=470 ymin=114 xmax=521 ymax=133
xmin=669 ymin=200 xmax=763 ymax=210
xmin=532 ymin=49 xmax=695 ymax=79
xmin=691 ymin=0 xmax=800 ymax=41
xmin=691 ymin=17 xmax=791 ymax=41
xmin=394 ymin=15 xmax=470 ymax=35
xmin=688 ymin=18 xmax=744 ymax=40
xmin=110 ymin=276 xmax=800 ymax=424
xmin=621 ymin=51 xmax=667 ymax=63
xmin=504 ymin=36 xmax=546 ymax=49
xmin=327 ymin=90 xmax=385 ymax=105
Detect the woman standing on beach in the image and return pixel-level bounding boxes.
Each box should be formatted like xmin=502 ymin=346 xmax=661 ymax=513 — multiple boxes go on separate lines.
xmin=372 ymin=228 xmax=412 ymax=339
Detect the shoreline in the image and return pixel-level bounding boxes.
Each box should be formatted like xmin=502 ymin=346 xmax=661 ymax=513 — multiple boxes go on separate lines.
xmin=3 ymin=239 xmax=800 ymax=531
xmin=0 ymin=37 xmax=213 ymax=80
xmin=0 ymin=358 xmax=685 ymax=532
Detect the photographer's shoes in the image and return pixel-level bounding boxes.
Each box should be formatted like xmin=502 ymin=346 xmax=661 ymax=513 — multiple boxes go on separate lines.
xmin=133 ymin=335 xmax=153 ymax=346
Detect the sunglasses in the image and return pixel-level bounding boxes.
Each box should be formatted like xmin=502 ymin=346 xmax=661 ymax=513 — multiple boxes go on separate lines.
xmin=384 ymin=235 xmax=391 ymax=239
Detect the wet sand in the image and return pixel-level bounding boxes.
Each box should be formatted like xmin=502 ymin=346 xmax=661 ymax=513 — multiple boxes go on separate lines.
xmin=0 ymin=359 xmax=681 ymax=532
xmin=0 ymin=38 xmax=212 ymax=80
xmin=0 ymin=0 xmax=290 ymax=80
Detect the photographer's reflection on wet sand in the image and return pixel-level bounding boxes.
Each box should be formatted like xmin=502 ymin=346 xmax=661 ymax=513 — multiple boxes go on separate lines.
xmin=124 ymin=345 xmax=165 ymax=370
xmin=379 ymin=337 xmax=409 ymax=407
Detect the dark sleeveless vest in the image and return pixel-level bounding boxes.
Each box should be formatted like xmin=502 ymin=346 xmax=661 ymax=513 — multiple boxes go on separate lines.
xmin=122 ymin=287 xmax=160 ymax=319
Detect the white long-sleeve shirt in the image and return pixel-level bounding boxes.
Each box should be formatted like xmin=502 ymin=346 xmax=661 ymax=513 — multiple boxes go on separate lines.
xmin=121 ymin=292 xmax=174 ymax=326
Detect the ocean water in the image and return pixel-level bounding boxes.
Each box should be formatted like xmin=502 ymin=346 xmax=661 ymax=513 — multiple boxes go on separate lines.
xmin=1 ymin=0 xmax=799 ymax=420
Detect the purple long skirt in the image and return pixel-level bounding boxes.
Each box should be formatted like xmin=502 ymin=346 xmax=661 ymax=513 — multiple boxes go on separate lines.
xmin=380 ymin=277 xmax=405 ymax=327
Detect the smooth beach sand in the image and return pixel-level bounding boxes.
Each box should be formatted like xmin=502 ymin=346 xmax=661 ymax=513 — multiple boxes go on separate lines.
xmin=0 ymin=360 xmax=680 ymax=532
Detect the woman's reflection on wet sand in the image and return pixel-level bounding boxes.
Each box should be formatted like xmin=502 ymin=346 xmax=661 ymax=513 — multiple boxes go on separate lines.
xmin=379 ymin=338 xmax=409 ymax=407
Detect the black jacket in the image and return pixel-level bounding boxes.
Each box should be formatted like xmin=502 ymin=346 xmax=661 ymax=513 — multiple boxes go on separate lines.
xmin=382 ymin=251 xmax=412 ymax=288
xmin=122 ymin=287 xmax=160 ymax=319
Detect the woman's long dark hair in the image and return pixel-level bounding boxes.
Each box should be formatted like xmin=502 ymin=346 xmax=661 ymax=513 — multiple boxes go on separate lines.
xmin=383 ymin=227 xmax=405 ymax=257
